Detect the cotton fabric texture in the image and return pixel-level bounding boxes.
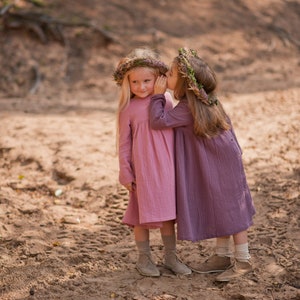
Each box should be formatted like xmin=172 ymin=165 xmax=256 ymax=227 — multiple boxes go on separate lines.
xmin=150 ymin=94 xmax=255 ymax=241
xmin=119 ymin=92 xmax=176 ymax=228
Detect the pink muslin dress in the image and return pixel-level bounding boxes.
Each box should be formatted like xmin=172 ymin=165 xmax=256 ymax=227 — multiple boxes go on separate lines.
xmin=118 ymin=92 xmax=176 ymax=228
xmin=150 ymin=94 xmax=256 ymax=241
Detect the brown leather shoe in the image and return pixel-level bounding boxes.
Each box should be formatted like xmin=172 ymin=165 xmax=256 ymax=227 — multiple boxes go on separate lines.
xmin=215 ymin=260 xmax=252 ymax=282
xmin=190 ymin=254 xmax=232 ymax=274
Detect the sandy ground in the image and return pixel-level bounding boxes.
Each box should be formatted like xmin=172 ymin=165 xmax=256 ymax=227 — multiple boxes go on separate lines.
xmin=0 ymin=88 xmax=299 ymax=300
xmin=0 ymin=0 xmax=299 ymax=299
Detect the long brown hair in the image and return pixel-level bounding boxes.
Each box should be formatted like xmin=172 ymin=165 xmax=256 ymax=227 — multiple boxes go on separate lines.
xmin=173 ymin=56 xmax=230 ymax=138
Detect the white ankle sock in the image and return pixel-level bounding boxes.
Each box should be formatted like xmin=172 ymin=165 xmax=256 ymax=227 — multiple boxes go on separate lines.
xmin=235 ymin=243 xmax=251 ymax=262
xmin=216 ymin=237 xmax=233 ymax=257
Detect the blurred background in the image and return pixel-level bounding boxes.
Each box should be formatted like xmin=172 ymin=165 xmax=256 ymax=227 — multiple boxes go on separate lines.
xmin=1 ymin=0 xmax=299 ymax=102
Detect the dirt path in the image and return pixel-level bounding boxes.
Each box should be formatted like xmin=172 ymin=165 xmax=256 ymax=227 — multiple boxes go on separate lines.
xmin=0 ymin=87 xmax=299 ymax=300
xmin=1 ymin=0 xmax=300 ymax=299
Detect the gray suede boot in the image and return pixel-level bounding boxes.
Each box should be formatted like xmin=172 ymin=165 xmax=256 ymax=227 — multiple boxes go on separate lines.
xmin=135 ymin=240 xmax=160 ymax=277
xmin=162 ymin=235 xmax=191 ymax=275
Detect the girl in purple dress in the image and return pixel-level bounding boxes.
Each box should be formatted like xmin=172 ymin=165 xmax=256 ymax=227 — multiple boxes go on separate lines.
xmin=149 ymin=48 xmax=256 ymax=282
xmin=113 ymin=48 xmax=191 ymax=277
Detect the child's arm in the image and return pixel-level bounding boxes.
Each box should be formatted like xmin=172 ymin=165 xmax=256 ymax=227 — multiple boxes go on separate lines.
xmin=150 ymin=94 xmax=192 ymax=129
xmin=118 ymin=111 xmax=135 ymax=186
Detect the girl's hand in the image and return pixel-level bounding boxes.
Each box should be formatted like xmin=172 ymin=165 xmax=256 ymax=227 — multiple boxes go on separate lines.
xmin=153 ymin=76 xmax=167 ymax=95
xmin=124 ymin=182 xmax=136 ymax=192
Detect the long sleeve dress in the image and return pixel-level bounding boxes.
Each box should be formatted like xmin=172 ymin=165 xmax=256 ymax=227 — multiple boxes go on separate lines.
xmin=150 ymin=94 xmax=255 ymax=241
xmin=119 ymin=92 xmax=176 ymax=228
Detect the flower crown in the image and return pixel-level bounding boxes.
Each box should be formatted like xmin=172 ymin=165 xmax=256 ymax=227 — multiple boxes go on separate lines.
xmin=177 ymin=48 xmax=218 ymax=106
xmin=113 ymin=57 xmax=168 ymax=86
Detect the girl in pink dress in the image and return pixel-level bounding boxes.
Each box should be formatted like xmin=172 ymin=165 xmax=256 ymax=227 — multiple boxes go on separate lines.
xmin=113 ymin=48 xmax=191 ymax=277
xmin=150 ymin=48 xmax=255 ymax=282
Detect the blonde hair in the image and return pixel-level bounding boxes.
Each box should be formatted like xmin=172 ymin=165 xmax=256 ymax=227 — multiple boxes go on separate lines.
xmin=116 ymin=47 xmax=164 ymax=112
xmin=173 ymin=55 xmax=230 ymax=138
xmin=115 ymin=48 xmax=164 ymax=151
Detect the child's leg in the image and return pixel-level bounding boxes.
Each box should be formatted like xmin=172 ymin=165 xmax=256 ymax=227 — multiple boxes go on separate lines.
xmin=160 ymin=220 xmax=175 ymax=236
xmin=134 ymin=226 xmax=160 ymax=277
xmin=233 ymin=230 xmax=251 ymax=261
xmin=216 ymin=236 xmax=233 ymax=257
xmin=160 ymin=220 xmax=191 ymax=275
xmin=190 ymin=236 xmax=232 ymax=274
xmin=216 ymin=230 xmax=252 ymax=282
xmin=134 ymin=225 xmax=149 ymax=241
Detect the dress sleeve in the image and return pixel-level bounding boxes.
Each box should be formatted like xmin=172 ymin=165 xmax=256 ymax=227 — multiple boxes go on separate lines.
xmin=150 ymin=93 xmax=191 ymax=129
xmin=164 ymin=92 xmax=175 ymax=110
xmin=118 ymin=110 xmax=135 ymax=185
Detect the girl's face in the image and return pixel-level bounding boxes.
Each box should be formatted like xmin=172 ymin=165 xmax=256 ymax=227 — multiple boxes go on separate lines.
xmin=128 ymin=67 xmax=156 ymax=98
xmin=166 ymin=63 xmax=178 ymax=91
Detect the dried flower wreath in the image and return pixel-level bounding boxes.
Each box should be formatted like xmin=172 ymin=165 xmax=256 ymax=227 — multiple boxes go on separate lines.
xmin=177 ymin=48 xmax=218 ymax=106
xmin=113 ymin=57 xmax=168 ymax=86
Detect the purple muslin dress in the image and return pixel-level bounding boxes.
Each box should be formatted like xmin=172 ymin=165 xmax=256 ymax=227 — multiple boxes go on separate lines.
xmin=119 ymin=92 xmax=176 ymax=228
xmin=150 ymin=94 xmax=255 ymax=241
